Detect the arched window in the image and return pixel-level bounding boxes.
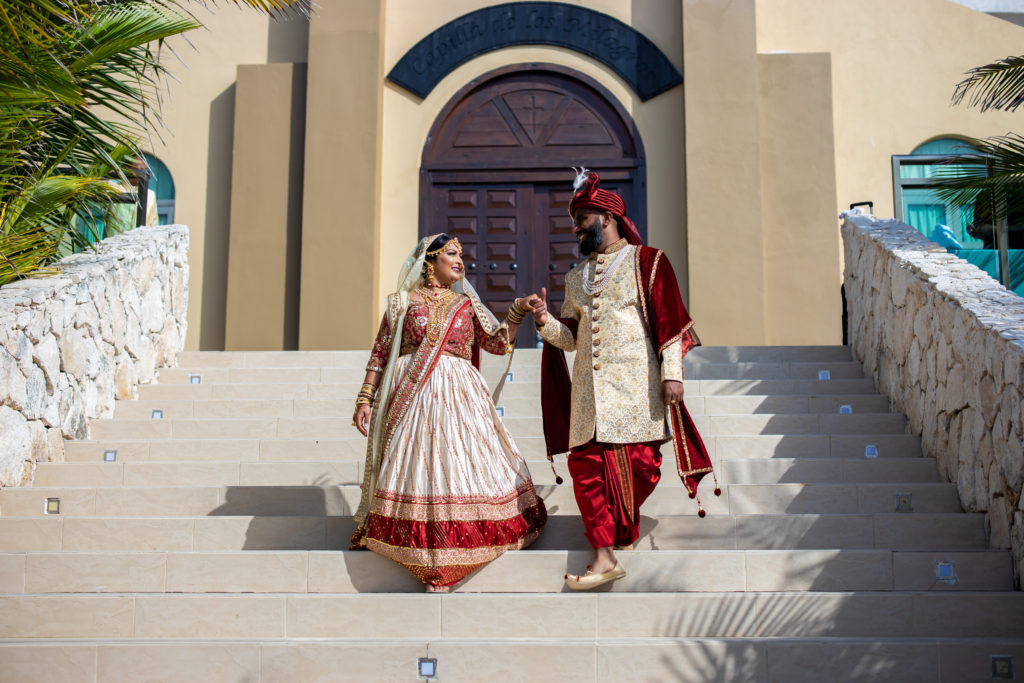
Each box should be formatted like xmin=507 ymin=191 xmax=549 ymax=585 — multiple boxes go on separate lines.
xmin=143 ymin=154 xmax=175 ymax=225
xmin=893 ymin=137 xmax=982 ymax=249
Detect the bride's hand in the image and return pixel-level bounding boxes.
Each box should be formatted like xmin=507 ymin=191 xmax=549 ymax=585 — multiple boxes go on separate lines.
xmin=526 ymin=288 xmax=549 ymax=326
xmin=353 ymin=404 xmax=371 ymax=436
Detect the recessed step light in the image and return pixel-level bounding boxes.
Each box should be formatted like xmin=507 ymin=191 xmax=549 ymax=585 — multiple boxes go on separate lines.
xmin=151 ymin=409 xmax=164 ymax=419
xmin=189 ymin=374 xmax=202 ymax=385
xmin=44 ymin=498 xmax=60 ymax=515
xmin=103 ymin=449 xmax=117 ymax=462
xmin=991 ymin=655 xmax=1014 ymax=680
xmin=418 ymin=657 xmax=437 ymax=679
xmin=838 ymin=404 xmax=852 ymax=414
xmin=496 ymin=406 xmax=505 ymax=417
xmin=818 ymin=370 xmax=831 ymax=380
xmin=894 ymin=493 xmax=913 ymax=512
xmin=934 ymin=560 xmax=958 ymax=585
xmin=864 ymin=444 xmax=879 ymax=459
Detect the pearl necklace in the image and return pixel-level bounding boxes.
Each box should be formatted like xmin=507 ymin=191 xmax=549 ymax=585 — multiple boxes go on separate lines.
xmin=581 ymin=246 xmax=630 ymax=296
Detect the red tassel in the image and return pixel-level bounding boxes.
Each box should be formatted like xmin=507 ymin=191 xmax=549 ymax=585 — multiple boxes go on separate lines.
xmin=713 ymin=472 xmax=722 ymax=496
xmin=714 ymin=487 xmax=722 ymax=496
xmin=550 ymin=461 xmax=563 ymax=485
xmin=697 ymin=495 xmax=706 ymax=518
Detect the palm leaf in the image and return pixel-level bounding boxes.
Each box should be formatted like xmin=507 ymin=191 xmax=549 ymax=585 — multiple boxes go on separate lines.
xmin=952 ymin=55 xmax=1024 ymax=113
xmin=932 ymin=133 xmax=1024 ymax=221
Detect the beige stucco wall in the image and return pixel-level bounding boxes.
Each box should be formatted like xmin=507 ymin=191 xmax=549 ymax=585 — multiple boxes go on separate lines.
xmin=150 ymin=7 xmax=307 ymax=351
xmin=151 ymin=0 xmax=1024 ymax=350
xmin=376 ymin=0 xmax=688 ymax=328
xmin=224 ymin=63 xmax=306 ymax=351
xmin=755 ymin=0 xmax=1024 ymax=217
xmin=758 ymin=52 xmax=841 ymax=345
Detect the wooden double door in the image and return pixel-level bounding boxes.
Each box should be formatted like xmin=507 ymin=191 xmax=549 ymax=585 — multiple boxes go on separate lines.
xmin=429 ymin=179 xmax=633 ymax=347
xmin=420 ymin=64 xmax=646 ymax=347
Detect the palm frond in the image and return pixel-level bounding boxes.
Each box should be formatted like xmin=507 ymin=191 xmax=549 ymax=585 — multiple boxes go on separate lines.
xmin=952 ymin=55 xmax=1024 ymax=112
xmin=933 ymin=133 xmax=1024 ymax=221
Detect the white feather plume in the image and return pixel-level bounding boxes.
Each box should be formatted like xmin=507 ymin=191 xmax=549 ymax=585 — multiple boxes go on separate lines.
xmin=571 ymin=166 xmax=591 ymax=192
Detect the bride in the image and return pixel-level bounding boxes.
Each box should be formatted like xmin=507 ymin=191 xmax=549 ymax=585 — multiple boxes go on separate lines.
xmin=351 ymin=233 xmax=546 ymax=592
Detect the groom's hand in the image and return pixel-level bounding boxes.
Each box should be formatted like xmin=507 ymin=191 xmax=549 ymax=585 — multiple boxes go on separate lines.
xmin=662 ymin=380 xmax=684 ymax=406
xmin=526 ymin=287 xmax=549 ymax=326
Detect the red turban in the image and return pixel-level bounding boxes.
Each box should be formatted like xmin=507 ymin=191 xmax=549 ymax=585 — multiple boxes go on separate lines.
xmin=567 ymin=168 xmax=643 ymax=245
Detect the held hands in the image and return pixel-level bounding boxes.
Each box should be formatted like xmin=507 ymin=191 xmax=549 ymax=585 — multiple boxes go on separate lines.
xmin=353 ymin=405 xmax=371 ymax=437
xmin=662 ymin=380 xmax=684 ymax=406
xmin=523 ymin=287 xmax=549 ymax=326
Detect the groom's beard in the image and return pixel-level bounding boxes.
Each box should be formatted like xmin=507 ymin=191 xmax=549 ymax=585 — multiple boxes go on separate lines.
xmin=578 ymin=221 xmax=603 ymax=256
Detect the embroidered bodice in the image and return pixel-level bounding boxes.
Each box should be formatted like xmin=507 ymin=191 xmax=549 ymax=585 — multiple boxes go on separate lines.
xmin=367 ymin=296 xmax=509 ymax=372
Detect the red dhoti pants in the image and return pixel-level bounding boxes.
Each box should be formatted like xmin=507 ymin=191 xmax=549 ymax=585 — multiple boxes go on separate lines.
xmin=567 ymin=440 xmax=662 ymax=549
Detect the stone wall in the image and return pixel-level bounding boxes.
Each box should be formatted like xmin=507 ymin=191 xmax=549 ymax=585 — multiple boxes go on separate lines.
xmin=0 ymin=225 xmax=188 ymax=486
xmin=842 ymin=214 xmax=1024 ymax=586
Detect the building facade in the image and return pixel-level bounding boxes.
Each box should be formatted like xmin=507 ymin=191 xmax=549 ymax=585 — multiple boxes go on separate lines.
xmin=147 ymin=0 xmax=1024 ymax=351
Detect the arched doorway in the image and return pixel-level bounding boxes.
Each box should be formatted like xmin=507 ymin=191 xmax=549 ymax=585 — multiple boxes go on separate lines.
xmin=421 ymin=64 xmax=645 ymax=346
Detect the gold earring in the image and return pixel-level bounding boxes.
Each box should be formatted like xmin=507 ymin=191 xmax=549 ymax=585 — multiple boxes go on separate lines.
xmin=424 ymin=262 xmax=437 ymax=286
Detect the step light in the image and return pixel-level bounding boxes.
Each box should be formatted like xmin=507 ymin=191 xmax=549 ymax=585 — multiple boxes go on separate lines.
xmin=838 ymin=404 xmax=853 ymax=414
xmin=934 ymin=560 xmax=958 ymax=585
xmin=189 ymin=374 xmax=202 ymax=385
xmin=991 ymin=655 xmax=1014 ymax=680
xmin=103 ymin=449 xmax=117 ymax=462
xmin=418 ymin=657 xmax=437 ymax=679
xmin=864 ymin=444 xmax=879 ymax=459
xmin=818 ymin=370 xmax=830 ymax=381
xmin=44 ymin=498 xmax=60 ymax=515
xmin=151 ymin=409 xmax=164 ymax=420
xmin=496 ymin=406 xmax=505 ymax=417
xmin=894 ymin=492 xmax=913 ymax=512
xmin=505 ymin=371 xmax=514 ymax=383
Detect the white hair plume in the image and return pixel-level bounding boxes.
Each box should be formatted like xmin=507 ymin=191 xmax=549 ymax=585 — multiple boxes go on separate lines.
xmin=571 ymin=166 xmax=591 ymax=192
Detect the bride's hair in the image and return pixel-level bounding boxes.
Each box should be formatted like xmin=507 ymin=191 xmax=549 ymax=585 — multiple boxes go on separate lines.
xmin=424 ymin=233 xmax=453 ymax=262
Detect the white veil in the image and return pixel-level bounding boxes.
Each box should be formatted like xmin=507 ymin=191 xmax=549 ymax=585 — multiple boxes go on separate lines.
xmin=354 ymin=234 xmax=514 ymax=531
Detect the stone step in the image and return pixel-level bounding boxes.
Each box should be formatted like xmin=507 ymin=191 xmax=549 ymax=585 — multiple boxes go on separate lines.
xmin=138 ymin=377 xmax=880 ymax=400
xmin=172 ymin=345 xmax=855 ymax=368
xmin=64 ymin=434 xmax=925 ymax=463
xmin=112 ymin=394 xmax=893 ymax=420
xmin=156 ymin=361 xmax=867 ymax=385
xmin=0 ymin=636 xmax=1020 ymax=682
xmin=33 ymin=457 xmax=939 ymax=488
xmin=1 ymin=592 xmax=1022 ymax=640
xmin=0 ymin=549 xmax=1013 ymax=594
xmin=87 ymin=413 xmax=907 ymax=441
xmin=0 ymin=513 xmax=988 ymax=552
xmin=0 ymin=483 xmax=963 ymax=517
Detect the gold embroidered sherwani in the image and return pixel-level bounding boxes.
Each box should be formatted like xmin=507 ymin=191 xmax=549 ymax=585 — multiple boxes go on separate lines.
xmin=539 ymin=241 xmax=683 ymax=449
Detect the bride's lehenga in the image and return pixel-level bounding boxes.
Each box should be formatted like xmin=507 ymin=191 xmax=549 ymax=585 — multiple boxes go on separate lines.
xmin=353 ymin=292 xmax=546 ymax=587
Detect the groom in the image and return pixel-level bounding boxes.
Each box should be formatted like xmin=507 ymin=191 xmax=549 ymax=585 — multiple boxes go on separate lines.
xmin=525 ymin=168 xmax=717 ymax=590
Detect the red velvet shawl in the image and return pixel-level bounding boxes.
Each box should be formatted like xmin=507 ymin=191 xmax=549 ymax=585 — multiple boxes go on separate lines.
xmin=541 ymin=246 xmax=716 ymax=501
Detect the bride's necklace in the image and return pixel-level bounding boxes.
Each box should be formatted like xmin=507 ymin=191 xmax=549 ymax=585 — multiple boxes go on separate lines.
xmin=415 ymin=285 xmax=456 ymax=345
xmin=582 ymin=245 xmax=630 ymax=295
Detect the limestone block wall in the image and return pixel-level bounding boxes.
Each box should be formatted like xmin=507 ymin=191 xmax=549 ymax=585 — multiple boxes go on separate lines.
xmin=0 ymin=226 xmax=188 ymax=486
xmin=842 ymin=214 xmax=1024 ymax=586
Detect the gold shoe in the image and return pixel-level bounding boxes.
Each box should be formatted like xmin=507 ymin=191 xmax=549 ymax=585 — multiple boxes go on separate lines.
xmin=564 ymin=561 xmax=626 ymax=590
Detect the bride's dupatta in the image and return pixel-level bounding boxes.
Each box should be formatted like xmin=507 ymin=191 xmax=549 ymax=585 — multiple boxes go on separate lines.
xmin=351 ymin=296 xmax=473 ymax=545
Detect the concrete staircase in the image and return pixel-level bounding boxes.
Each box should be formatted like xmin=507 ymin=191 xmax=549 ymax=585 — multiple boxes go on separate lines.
xmin=1 ymin=346 xmax=1021 ymax=681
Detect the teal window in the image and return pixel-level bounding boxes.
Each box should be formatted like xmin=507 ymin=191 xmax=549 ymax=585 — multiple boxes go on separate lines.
xmin=143 ymin=154 xmax=175 ymax=225
xmin=893 ymin=138 xmax=984 ymax=249
xmin=893 ymin=138 xmax=1024 ymax=296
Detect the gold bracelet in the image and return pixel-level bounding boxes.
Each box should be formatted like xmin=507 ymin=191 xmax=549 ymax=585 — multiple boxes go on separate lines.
xmin=355 ymin=396 xmax=372 ymax=407
xmin=506 ymin=311 xmax=525 ymax=325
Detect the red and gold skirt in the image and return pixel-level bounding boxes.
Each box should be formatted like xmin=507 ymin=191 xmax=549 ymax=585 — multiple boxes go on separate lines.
xmin=365 ymin=355 xmax=546 ymax=586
